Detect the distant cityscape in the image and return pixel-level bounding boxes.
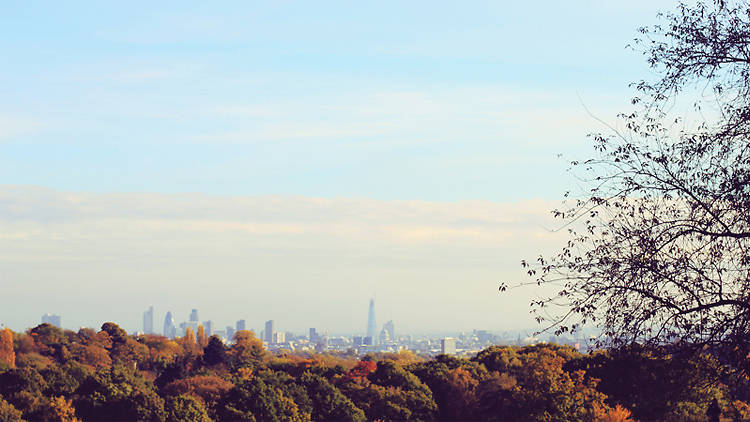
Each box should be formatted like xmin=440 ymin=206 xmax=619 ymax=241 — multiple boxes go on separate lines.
xmin=39 ymin=299 xmax=588 ymax=357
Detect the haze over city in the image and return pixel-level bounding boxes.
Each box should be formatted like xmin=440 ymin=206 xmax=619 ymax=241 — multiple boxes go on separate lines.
xmin=1 ymin=1 xmax=672 ymax=334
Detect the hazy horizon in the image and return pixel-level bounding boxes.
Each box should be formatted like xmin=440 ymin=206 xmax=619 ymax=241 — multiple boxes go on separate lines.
xmin=1 ymin=1 xmax=673 ymax=335
xmin=2 ymin=185 xmax=565 ymax=334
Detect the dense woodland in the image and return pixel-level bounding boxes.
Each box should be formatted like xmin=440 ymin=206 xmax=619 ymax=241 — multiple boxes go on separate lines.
xmin=0 ymin=323 xmax=747 ymax=421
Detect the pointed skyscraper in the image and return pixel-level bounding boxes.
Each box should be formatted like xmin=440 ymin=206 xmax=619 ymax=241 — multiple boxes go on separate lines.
xmin=366 ymin=299 xmax=377 ymax=344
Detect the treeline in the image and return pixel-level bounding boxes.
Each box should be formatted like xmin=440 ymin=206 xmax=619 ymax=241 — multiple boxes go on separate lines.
xmin=0 ymin=323 xmax=748 ymax=421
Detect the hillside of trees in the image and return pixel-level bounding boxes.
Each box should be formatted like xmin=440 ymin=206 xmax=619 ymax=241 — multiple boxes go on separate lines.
xmin=0 ymin=323 xmax=748 ymax=421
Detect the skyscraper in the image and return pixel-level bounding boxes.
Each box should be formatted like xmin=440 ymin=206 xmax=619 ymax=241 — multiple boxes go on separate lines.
xmin=143 ymin=306 xmax=154 ymax=334
xmin=236 ymin=319 xmax=246 ymax=332
xmin=163 ymin=311 xmax=176 ymax=339
xmin=366 ymin=299 xmax=377 ymax=344
xmin=41 ymin=313 xmax=61 ymax=328
xmin=203 ymin=320 xmax=214 ymax=336
xmin=189 ymin=309 xmax=199 ymax=322
xmin=264 ymin=320 xmax=275 ymax=344
xmin=384 ymin=320 xmax=395 ymax=341
xmin=353 ymin=336 xmax=363 ymax=348
xmin=441 ymin=337 xmax=457 ymax=355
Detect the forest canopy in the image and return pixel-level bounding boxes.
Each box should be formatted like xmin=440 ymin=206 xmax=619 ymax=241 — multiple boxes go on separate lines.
xmin=1 ymin=322 xmax=748 ymax=421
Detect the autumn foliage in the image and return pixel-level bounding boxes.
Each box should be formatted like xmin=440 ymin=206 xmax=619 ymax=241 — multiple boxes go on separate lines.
xmin=0 ymin=327 xmax=15 ymax=368
xmin=0 ymin=322 xmax=748 ymax=421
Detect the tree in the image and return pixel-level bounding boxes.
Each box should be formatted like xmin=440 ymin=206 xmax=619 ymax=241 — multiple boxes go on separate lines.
xmin=27 ymin=324 xmax=65 ymax=357
xmin=0 ymin=396 xmax=23 ymax=422
xmin=196 ymin=325 xmax=208 ymax=349
xmin=470 ymin=345 xmax=612 ymax=421
xmin=514 ymin=0 xmax=750 ymax=367
xmin=74 ymin=364 xmax=166 ymax=422
xmin=164 ymin=395 xmax=211 ymax=422
xmin=47 ymin=396 xmax=82 ymax=422
xmin=203 ymin=335 xmax=227 ymax=366
xmin=568 ymin=346 xmax=727 ymax=421
xmin=229 ymin=330 xmax=265 ymax=368
xmin=162 ymin=375 xmax=233 ymax=418
xmin=0 ymin=328 xmax=15 ymax=369
xmin=298 ymin=372 xmax=365 ymax=422
xmin=340 ymin=360 xmax=437 ymax=421
xmin=217 ymin=376 xmax=308 ymax=422
xmin=99 ymin=323 xmax=127 ymax=345
xmin=180 ymin=327 xmax=201 ymax=357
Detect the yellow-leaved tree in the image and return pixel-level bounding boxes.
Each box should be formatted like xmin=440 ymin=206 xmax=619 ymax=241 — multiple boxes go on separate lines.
xmin=196 ymin=324 xmax=208 ymax=348
xmin=49 ymin=396 xmax=82 ymax=422
xmin=0 ymin=327 xmax=15 ymax=368
xmin=184 ymin=327 xmax=195 ymax=346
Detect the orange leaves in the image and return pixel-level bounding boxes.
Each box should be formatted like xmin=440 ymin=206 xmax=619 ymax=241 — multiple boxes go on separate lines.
xmin=237 ymin=367 xmax=253 ymax=380
xmin=183 ymin=327 xmax=195 ymax=346
xmin=0 ymin=327 xmax=15 ymax=368
xmin=196 ymin=325 xmax=208 ymax=348
xmin=48 ymin=396 xmax=82 ymax=422
xmin=69 ymin=344 xmax=111 ymax=369
xmin=230 ymin=330 xmax=265 ymax=364
xmin=597 ymin=404 xmax=635 ymax=422
xmin=163 ymin=375 xmax=234 ymax=409
xmin=343 ymin=361 xmax=377 ymax=383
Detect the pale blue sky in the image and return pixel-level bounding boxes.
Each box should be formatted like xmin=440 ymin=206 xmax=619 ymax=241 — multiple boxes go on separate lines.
xmin=1 ymin=1 xmax=675 ymax=333
xmin=1 ymin=1 xmax=670 ymax=200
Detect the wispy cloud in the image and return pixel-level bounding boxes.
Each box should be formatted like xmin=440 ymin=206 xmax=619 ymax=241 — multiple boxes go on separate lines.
xmin=194 ymin=86 xmax=621 ymax=146
xmin=0 ymin=116 xmax=45 ymax=141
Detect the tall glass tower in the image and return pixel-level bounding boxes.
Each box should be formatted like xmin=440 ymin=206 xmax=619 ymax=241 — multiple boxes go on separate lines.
xmin=366 ymin=299 xmax=377 ymax=344
xmin=143 ymin=306 xmax=154 ymax=334
xmin=163 ymin=311 xmax=176 ymax=339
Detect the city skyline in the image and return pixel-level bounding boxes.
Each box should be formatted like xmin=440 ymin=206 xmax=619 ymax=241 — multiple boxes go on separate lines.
xmin=1 ymin=2 xmax=674 ymax=336
xmin=25 ymin=298 xmax=546 ymax=342
xmin=1 ymin=187 xmax=567 ymax=334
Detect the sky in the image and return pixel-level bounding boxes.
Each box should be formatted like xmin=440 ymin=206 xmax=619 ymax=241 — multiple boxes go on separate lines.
xmin=1 ymin=1 xmax=674 ymax=334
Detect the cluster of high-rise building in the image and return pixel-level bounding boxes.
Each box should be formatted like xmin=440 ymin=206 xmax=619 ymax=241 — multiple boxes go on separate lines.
xmin=41 ymin=313 xmax=61 ymax=328
xmin=137 ymin=299 xmax=409 ymax=354
xmin=43 ymin=299 xmax=586 ymax=358
xmin=142 ymin=306 xmax=249 ymax=343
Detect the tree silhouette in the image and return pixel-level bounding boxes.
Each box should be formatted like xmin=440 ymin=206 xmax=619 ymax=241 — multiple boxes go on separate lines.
xmin=515 ymin=0 xmax=750 ymax=369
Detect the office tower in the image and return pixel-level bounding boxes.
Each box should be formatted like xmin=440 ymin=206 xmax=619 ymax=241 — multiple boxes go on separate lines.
xmin=384 ymin=320 xmax=395 ymax=341
xmin=363 ymin=336 xmax=373 ymax=346
xmin=143 ymin=306 xmax=154 ymax=334
xmin=189 ymin=309 xmax=199 ymax=322
xmin=441 ymin=337 xmax=457 ymax=355
xmin=315 ymin=334 xmax=329 ymax=352
xmin=379 ymin=327 xmax=390 ymax=344
xmin=163 ymin=311 xmax=176 ymax=339
xmin=264 ymin=320 xmax=275 ymax=344
xmin=236 ymin=319 xmax=246 ymax=332
xmin=353 ymin=336 xmax=363 ymax=348
xmin=366 ymin=299 xmax=377 ymax=344
xmin=476 ymin=330 xmax=491 ymax=345
xmin=41 ymin=313 xmax=61 ymax=328
xmin=203 ymin=320 xmax=214 ymax=336
xmin=309 ymin=328 xmax=318 ymax=343
xmin=226 ymin=326 xmax=235 ymax=342
xmin=273 ymin=331 xmax=285 ymax=344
